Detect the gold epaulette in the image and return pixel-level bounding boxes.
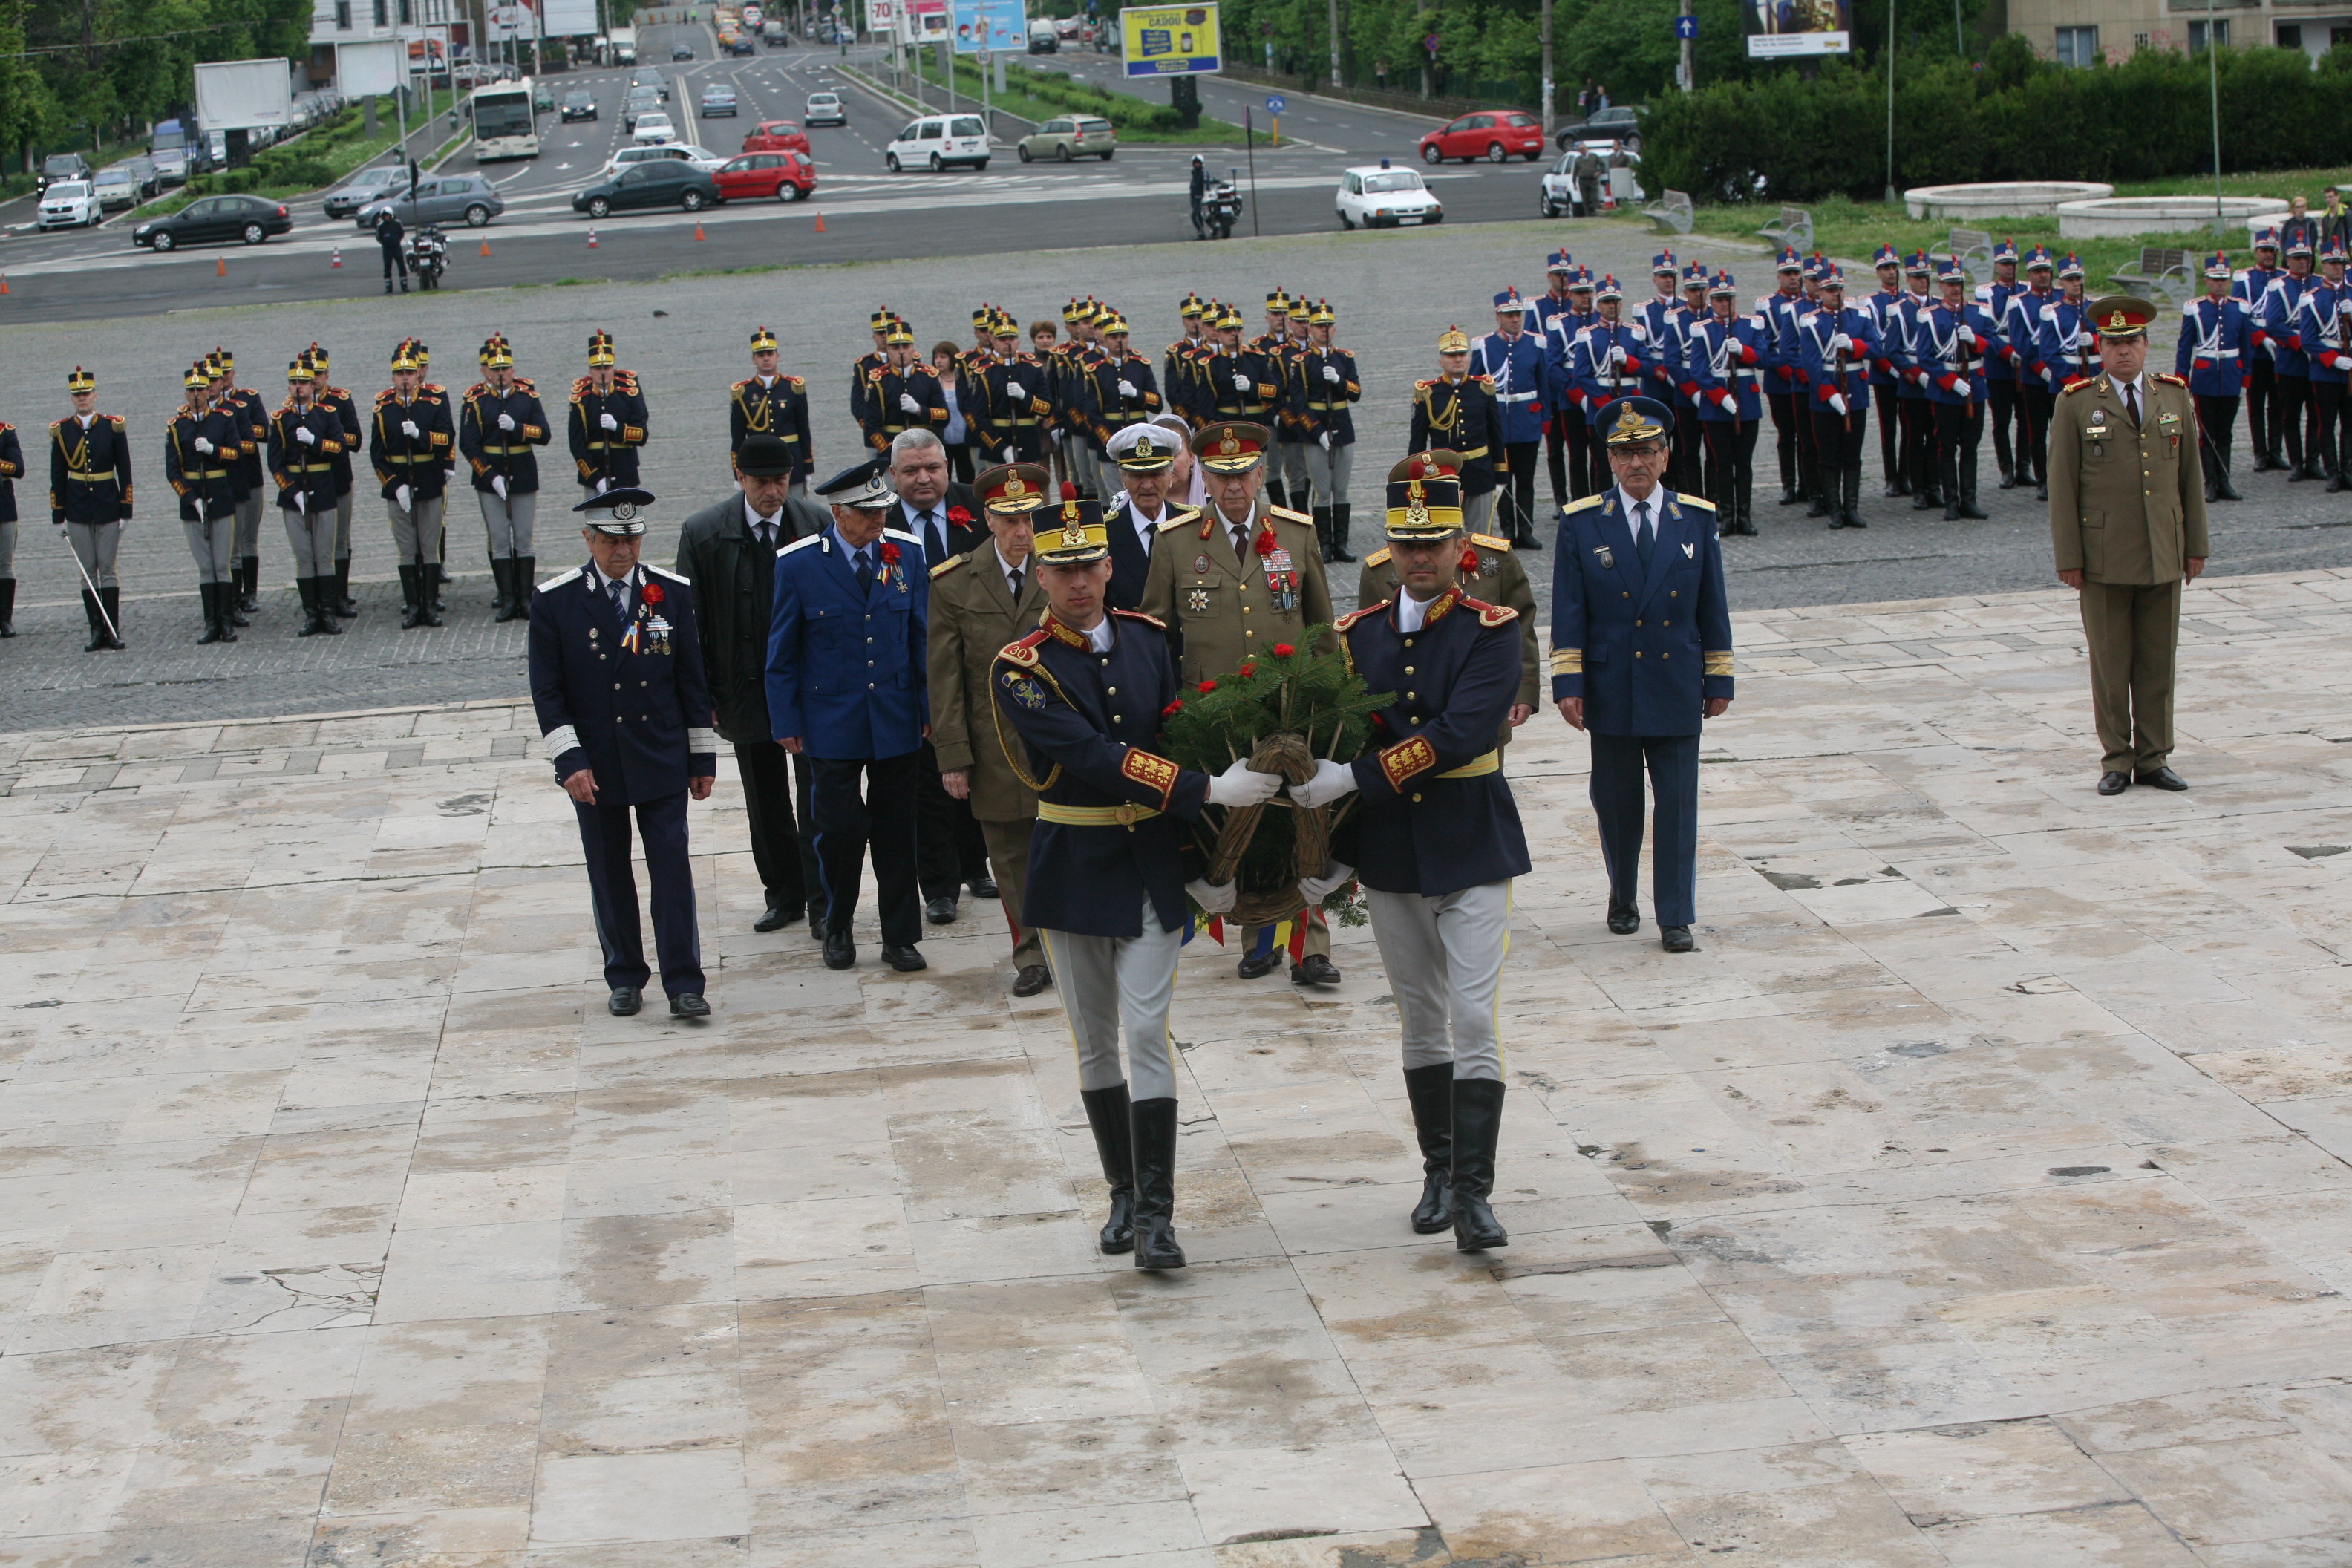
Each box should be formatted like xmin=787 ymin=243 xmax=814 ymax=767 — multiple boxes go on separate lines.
xmin=1362 ymin=546 xmax=1391 ymax=568
xmin=1333 ymin=602 xmax=1387 ymax=632
xmin=466 ymin=382 xmax=490 ymax=398
xmin=1471 ymin=373 xmax=1496 ymax=386
xmin=570 ymin=376 xmax=595 ymax=398
xmin=1154 ymin=512 xmax=1197 ymax=532
xmin=2155 ymin=373 xmax=2186 ymax=388
xmin=1267 ymin=505 xmax=1312 ymax=526
xmin=1463 ymin=596 xmax=1518 ymax=627
xmin=514 ymin=376 xmax=537 ymax=393
xmin=1469 ymin=532 xmax=1512 ymax=552
xmin=997 ymin=627 xmax=1051 ymax=667
xmin=1111 ymin=608 xmax=1166 ymax=630
xmin=1677 ymin=495 xmax=1717 ymax=512
xmin=1414 ymin=378 xmax=1438 ymax=391
xmin=867 ymin=365 xmax=887 ymax=382
xmin=930 ymin=554 xmax=965 ymax=580
xmin=2062 ymin=379 xmax=2096 ymax=396
xmin=1563 ymin=495 xmax=1604 ymax=514
xmin=108 ymin=414 xmax=126 ymax=428
xmin=731 ymin=377 xmax=754 ymax=391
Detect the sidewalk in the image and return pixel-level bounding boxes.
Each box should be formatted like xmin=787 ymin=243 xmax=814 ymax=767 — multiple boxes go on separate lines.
xmin=2 ymin=572 xmax=2350 ymax=1566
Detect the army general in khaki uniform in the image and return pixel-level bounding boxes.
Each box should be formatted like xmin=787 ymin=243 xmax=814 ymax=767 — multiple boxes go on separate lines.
xmin=2047 ymin=296 xmax=2209 ymax=795
xmin=930 ymin=463 xmax=1055 ymax=996
xmin=1137 ymin=419 xmax=1341 ymax=985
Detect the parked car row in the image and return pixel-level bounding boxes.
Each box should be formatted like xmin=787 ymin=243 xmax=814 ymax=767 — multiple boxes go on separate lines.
xmin=572 ymin=146 xmax=815 ymax=217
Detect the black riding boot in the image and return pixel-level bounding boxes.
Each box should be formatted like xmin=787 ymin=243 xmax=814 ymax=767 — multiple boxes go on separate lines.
xmin=82 ymin=588 xmax=108 ymax=650
xmin=1128 ymin=1097 xmax=1186 ymax=1270
xmin=1080 ymin=1084 xmax=1137 ymax=1255
xmin=1448 ymin=1078 xmax=1509 ymax=1252
xmin=98 ymin=586 xmax=125 ymax=648
xmin=0 ymin=578 xmax=15 ymax=638
xmin=333 ymin=557 xmax=358 ymax=617
xmin=1955 ymin=463 xmax=1987 ymax=520
xmin=1842 ymin=463 xmax=1866 ymax=529
xmin=398 ymin=565 xmax=428 ymax=630
xmin=1329 ymin=503 xmax=1354 ymax=562
xmin=428 ymin=561 xmax=447 ymax=614
xmin=1312 ymin=506 xmax=1334 ymax=563
xmin=1402 ymin=1064 xmax=1454 ymax=1235
xmin=295 ymin=578 xmax=321 ymax=637
xmin=488 ymin=558 xmax=512 ymax=620
xmin=237 ymin=556 xmax=260 ymax=614
xmin=512 ymin=556 xmax=536 ymax=617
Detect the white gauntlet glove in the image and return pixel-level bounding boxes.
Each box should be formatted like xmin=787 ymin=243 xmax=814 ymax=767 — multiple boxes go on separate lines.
xmin=491 ymin=474 xmax=508 ymax=499
xmin=1322 ymin=363 xmax=1341 ymax=384
xmin=1289 ymin=756 xmax=1359 ymax=809
xmin=898 ymin=392 xmax=922 ymax=414
xmin=497 ymin=412 xmax=516 ymax=431
xmin=400 ymin=419 xmax=420 ymax=439
xmin=599 ymin=412 xmax=618 ymax=432
xmin=1185 ymin=877 xmax=1238 ymax=914
xmin=1231 ymin=371 xmax=1252 ymax=392
xmin=1117 ymin=379 xmax=1137 ymax=399
xmin=1829 ymin=333 xmax=1852 ymax=356
xmin=594 ymin=476 xmax=612 ymax=494
xmin=1827 ymin=392 xmax=1849 ymax=416
xmin=290 ymin=490 xmax=306 ymax=512
xmin=1004 ymin=381 xmax=1026 ymax=402
xmin=1204 ymin=756 xmax=1283 ymax=807
xmin=295 ymin=425 xmax=317 ymax=446
xmin=192 ymin=437 xmax=214 ymax=454
xmin=1297 ymin=860 xmax=1354 ymax=904
xmin=1319 ymin=431 xmax=1333 ymax=450
xmin=394 ymin=483 xmax=413 ymax=511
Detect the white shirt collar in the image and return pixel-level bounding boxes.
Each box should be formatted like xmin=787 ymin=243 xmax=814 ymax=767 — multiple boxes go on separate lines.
xmin=1081 ymin=615 xmax=1113 ymax=652
xmin=993 ymin=543 xmax=1027 ymax=583
xmin=1126 ymin=496 xmax=1169 ymax=540
xmin=2111 ymin=371 xmax=2144 ymax=402
xmin=595 ymin=561 xmax=636 ymax=592
xmin=1396 ymin=589 xmax=1437 ymax=633
xmin=743 ymin=497 xmax=783 ymax=535
xmin=1621 ymin=488 xmax=1662 ymax=547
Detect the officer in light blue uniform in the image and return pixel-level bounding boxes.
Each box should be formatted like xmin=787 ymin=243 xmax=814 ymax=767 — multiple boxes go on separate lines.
xmin=1975 ymin=237 xmax=2027 ymax=489
xmin=2178 ymin=251 xmax=2254 ymax=500
xmin=2237 ymin=230 xmax=2286 ymax=469
xmin=1541 ymin=261 xmax=1601 ymax=505
xmin=1549 ymin=396 xmax=1734 ymax=954
xmin=1570 ymin=275 xmax=1651 ymax=498
xmin=766 ymin=457 xmax=932 ymax=973
xmin=1688 ymin=270 xmax=1766 ymax=535
xmin=1891 ymin=251 xmax=1944 ymax=511
xmin=2289 ymin=239 xmax=2349 ymax=489
xmin=1915 ymin=257 xmax=1997 ymax=520
xmin=528 ymin=487 xmax=718 ymax=1019
xmin=1794 ymin=266 xmax=1884 ymax=530
xmin=1470 ymin=287 xmax=1551 ymax=549
xmin=1863 ymin=244 xmax=1911 ymax=497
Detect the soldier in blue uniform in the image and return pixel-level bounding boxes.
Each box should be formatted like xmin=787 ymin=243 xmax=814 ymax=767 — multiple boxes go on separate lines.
xmin=568 ymin=330 xmax=650 ymax=500
xmin=730 ymin=324 xmax=814 ymax=491
xmin=1892 ymin=252 xmax=1944 ymax=512
xmin=370 ymin=339 xmax=457 ymax=630
xmin=304 ymin=344 xmax=365 ymax=618
xmin=1976 ymin=238 xmax=2027 ymax=489
xmin=1535 ymin=252 xmax=1590 ymax=509
xmin=1795 ymin=267 xmax=1883 ymax=531
xmin=2178 ymin=252 xmax=2254 ymax=501
xmin=1665 ymin=264 xmax=1712 ymax=496
xmin=1863 ymin=244 xmax=1910 ymax=497
xmin=1757 ymin=248 xmax=1813 ymax=512
xmin=1471 ymin=287 xmax=1550 ymax=549
xmin=1289 ymin=300 xmax=1359 ymax=563
xmin=527 ymin=488 xmax=717 ymax=1019
xmin=267 ymin=355 xmax=347 ymax=638
xmin=1918 ymin=258 xmax=1996 ymax=520
xmin=459 ymin=334 xmax=552 ymax=622
xmin=1569 ymin=275 xmax=1648 ymax=497
xmin=51 ymin=367 xmax=133 ymax=652
xmin=2291 ymin=239 xmax=2349 ymax=490
xmin=767 ymin=457 xmax=932 ymax=973
xmin=2238 ymin=232 xmax=2285 ymax=470
xmin=1409 ymin=327 xmax=1505 ymax=533
xmin=2004 ymin=247 xmax=2059 ymax=501
xmin=1549 ymin=397 xmax=1735 ymax=954
xmin=1688 ymin=270 xmax=1765 ymax=535
xmin=1292 ymin=458 xmax=1532 ymax=1252
xmin=2264 ymin=235 xmax=2322 ymax=481
xmin=991 ymin=489 xmax=1284 ymax=1270
xmin=166 ymin=360 xmax=248 ymax=644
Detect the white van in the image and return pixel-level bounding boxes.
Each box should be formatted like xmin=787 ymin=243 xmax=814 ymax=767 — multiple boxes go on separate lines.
xmin=884 ymin=114 xmax=990 ymax=172
xmin=1028 ymin=16 xmax=1059 ymax=51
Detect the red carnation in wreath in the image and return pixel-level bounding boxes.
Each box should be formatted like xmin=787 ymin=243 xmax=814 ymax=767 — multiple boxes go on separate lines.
xmin=1272 ymin=642 xmax=1296 ymax=657
xmin=641 ymin=581 xmax=665 ymax=605
xmin=947 ymin=506 xmax=973 ymax=526
xmin=1238 ymin=662 xmax=1256 ymax=678
xmin=1198 ymin=679 xmax=1218 ymax=693
xmin=1162 ymin=698 xmax=1183 ymax=717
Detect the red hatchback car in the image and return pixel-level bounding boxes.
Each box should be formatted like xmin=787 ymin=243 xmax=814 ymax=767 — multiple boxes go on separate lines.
xmin=741 ymin=120 xmax=811 ymax=154
xmin=714 ymin=149 xmax=817 ymax=202
xmin=1419 ymin=110 xmax=1546 ymax=164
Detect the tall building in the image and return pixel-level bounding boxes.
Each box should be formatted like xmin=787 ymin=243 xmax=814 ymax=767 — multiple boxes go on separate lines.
xmin=2001 ymin=0 xmax=2351 ymax=62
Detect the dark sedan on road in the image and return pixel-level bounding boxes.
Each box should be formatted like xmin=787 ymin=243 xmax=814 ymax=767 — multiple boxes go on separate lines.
xmin=701 ymin=85 xmax=739 ymax=117
xmin=561 ymin=89 xmax=598 ymax=121
xmin=571 ymin=160 xmax=719 ymax=218
xmin=1555 ymin=105 xmax=1643 ymax=151
xmin=133 ymin=194 xmax=293 ymax=251
xmin=323 ymin=163 xmax=409 ymax=218
xmin=671 ymin=43 xmax=694 ymax=59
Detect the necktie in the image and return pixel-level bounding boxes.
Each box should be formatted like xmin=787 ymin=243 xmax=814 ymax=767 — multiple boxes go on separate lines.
xmin=855 ymin=549 xmax=875 ymax=595
xmin=2125 ymin=385 xmax=2140 ymax=428
xmin=1634 ymin=502 xmax=1655 ymax=566
xmin=609 ymin=575 xmax=630 ymax=622
xmin=755 ymin=518 xmax=776 ymax=552
xmin=1007 ymin=566 xmax=1024 ymax=601
xmin=924 ymin=509 xmax=946 ymax=564
xmin=1232 ymin=523 xmax=1250 ymax=561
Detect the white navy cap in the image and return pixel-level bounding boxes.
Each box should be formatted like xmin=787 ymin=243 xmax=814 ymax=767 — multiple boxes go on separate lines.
xmin=574 ymin=486 xmax=653 ymax=535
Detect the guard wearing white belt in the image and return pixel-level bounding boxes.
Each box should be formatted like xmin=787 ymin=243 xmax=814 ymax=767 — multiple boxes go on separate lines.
xmin=266 ymin=354 xmax=347 ymax=638
xmin=992 ymin=491 xmax=1283 ymax=1270
xmin=1291 ymin=458 xmax=1532 ymax=1252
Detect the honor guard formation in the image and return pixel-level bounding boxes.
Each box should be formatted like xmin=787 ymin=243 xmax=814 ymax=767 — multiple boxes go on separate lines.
xmin=11 ymin=258 xmax=2249 ymax=1263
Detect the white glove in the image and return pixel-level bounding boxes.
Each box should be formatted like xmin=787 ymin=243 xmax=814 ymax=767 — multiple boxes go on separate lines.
xmin=1231 ymin=371 xmax=1252 ymax=392
xmin=1049 ymin=427 xmax=1065 ymax=445
xmin=1297 ymin=860 xmax=1353 ymax=904
xmin=1608 ymin=344 xmax=1627 ymax=367
xmin=445 ymin=466 xmax=458 ymax=483
xmin=395 ymin=483 xmax=413 ymax=511
xmin=1185 ymin=877 xmax=1238 ymax=914
xmin=192 ymin=437 xmax=214 ymax=454
xmin=491 ymin=474 xmax=508 ymax=499
xmin=1289 ymin=757 xmax=1359 ymax=809
xmin=1829 ymin=333 xmax=1852 ymax=356
xmin=290 ymin=490 xmax=306 ymax=512
xmin=898 ymin=391 xmax=922 ymax=414
xmin=595 ymin=476 xmax=612 ymax=494
xmin=401 ymin=419 xmax=420 ymax=439
xmin=1117 ymin=379 xmax=1137 ymax=399
xmin=599 ymin=412 xmax=618 ymax=432
xmin=1827 ymin=393 xmax=1849 ymax=416
xmin=1005 ymin=381 xmax=1027 ymax=401
xmin=295 ymin=425 xmax=317 ymax=446
xmin=1319 ymin=431 xmax=1333 ymax=450
xmin=1322 ymin=364 xmax=1340 ymax=385
xmin=497 ymin=412 xmax=516 ymax=431
xmin=1000 ymin=445 xmax=1017 ymax=463
xmin=1205 ymin=756 xmax=1283 ymax=808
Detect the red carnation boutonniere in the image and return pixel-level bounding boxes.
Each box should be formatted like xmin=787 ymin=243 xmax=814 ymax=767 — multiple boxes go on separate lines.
xmin=641 ymin=581 xmax=665 ymax=606
xmin=1272 ymin=642 xmax=1296 ymax=658
xmin=1237 ymin=662 xmax=1257 ymax=678
xmin=1198 ymin=679 xmax=1218 ymax=694
xmin=1162 ymin=698 xmax=1183 ymax=717
xmin=1253 ymin=525 xmax=1278 ymax=556
xmin=947 ymin=506 xmax=973 ymax=526
xmin=878 ymin=540 xmax=901 ymax=564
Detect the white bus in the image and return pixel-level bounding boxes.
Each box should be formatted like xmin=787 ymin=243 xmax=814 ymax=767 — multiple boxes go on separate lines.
xmin=469 ymin=79 xmax=540 ymax=161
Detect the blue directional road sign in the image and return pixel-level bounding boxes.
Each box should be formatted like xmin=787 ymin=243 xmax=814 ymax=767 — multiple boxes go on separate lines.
xmin=1673 ymin=13 xmax=1699 ymax=38
xmin=1266 ymin=94 xmax=1287 ymax=114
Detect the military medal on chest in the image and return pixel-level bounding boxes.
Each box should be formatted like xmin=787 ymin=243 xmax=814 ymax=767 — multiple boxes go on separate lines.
xmin=1255 ymin=525 xmax=1298 ymax=612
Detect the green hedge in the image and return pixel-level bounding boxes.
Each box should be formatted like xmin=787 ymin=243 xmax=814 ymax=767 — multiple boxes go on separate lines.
xmin=1645 ymin=41 xmax=2352 ymax=203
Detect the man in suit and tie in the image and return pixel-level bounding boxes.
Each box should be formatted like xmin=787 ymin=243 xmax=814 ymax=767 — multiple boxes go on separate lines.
xmin=1551 ymin=396 xmax=1735 ymax=953
xmin=889 ymin=428 xmax=993 ymax=921
xmin=1101 ymin=422 xmax=1197 ymax=610
xmin=675 ymin=434 xmax=831 ymax=935
xmin=529 ymin=488 xmax=717 ymax=1018
xmin=767 ymin=458 xmax=932 ymax=973
xmin=930 ymin=462 xmax=1055 ymax=996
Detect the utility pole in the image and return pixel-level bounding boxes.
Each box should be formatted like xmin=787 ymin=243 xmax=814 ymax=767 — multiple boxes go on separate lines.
xmin=1541 ymin=0 xmax=1554 ymax=134
xmin=1327 ymin=0 xmax=1342 ymax=88
xmin=1679 ymin=0 xmax=1694 ymax=91
xmin=1417 ymin=0 xmax=1428 ymax=97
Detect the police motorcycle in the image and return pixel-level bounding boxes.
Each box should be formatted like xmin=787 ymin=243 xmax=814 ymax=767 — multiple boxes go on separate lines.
xmin=406 ymin=223 xmax=450 ymax=290
xmin=1202 ymin=177 xmax=1243 ymax=241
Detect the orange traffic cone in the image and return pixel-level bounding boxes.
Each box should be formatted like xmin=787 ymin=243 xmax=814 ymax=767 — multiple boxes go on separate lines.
xmin=587 ymin=227 xmax=598 ymax=248
xmin=331 ymin=246 xmax=342 ymax=268
xmin=814 ymin=212 xmax=826 ymax=232
xmin=0 ymin=275 xmax=10 ymax=295
xmin=217 ymin=255 xmax=227 ymax=276
xmin=693 ymin=223 xmax=705 ymax=241
xmin=479 ymin=238 xmax=491 ymax=257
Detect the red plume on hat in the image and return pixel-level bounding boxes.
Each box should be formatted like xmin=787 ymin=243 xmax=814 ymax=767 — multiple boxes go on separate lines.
xmin=1062 ymin=480 xmax=1078 ymax=500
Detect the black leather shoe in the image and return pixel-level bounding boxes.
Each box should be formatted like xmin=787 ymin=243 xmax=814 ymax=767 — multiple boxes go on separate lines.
xmin=1290 ymin=954 xmax=1342 ymax=987
xmin=1012 ymin=964 xmax=1052 ymax=997
xmin=1236 ymin=950 xmax=1284 ymax=979
xmin=808 ymin=906 xmax=829 ymax=941
xmin=608 ymin=986 xmax=641 ymax=1016
xmin=967 ymin=875 xmax=999 ymax=899
xmin=924 ymin=895 xmax=958 ymax=924
xmin=2134 ymin=766 xmax=2189 ymax=791
xmin=1607 ymin=906 xmax=1640 ymax=935
xmin=670 ymin=993 xmax=710 ymax=1018
xmin=753 ymin=903 xmax=800 ymax=932
xmin=822 ymin=926 xmax=856 ymax=970
xmin=1660 ymin=924 xmax=1696 ymax=953
xmin=2097 ymin=771 xmax=2132 ymax=796
xmin=883 ymin=944 xmax=927 ymax=972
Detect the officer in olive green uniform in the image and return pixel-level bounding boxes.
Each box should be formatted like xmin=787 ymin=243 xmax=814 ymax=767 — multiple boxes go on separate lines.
xmin=929 ymin=462 xmax=1055 ymax=996
xmin=1356 ymin=451 xmax=1540 ymax=748
xmin=2047 ymin=296 xmax=2209 ymax=795
xmin=1137 ymin=420 xmax=1341 ymax=985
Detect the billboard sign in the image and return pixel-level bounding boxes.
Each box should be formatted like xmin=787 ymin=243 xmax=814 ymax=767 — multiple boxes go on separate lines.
xmin=1744 ymin=0 xmax=1849 ymax=56
xmin=907 ymin=0 xmax=949 ymax=39
xmin=952 ymin=0 xmax=1025 ymax=53
xmin=1120 ymin=3 xmax=1220 ymax=76
xmin=336 ymin=38 xmax=403 ymax=96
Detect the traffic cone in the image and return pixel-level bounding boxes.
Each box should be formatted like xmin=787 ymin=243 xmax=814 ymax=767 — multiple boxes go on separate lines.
xmin=217 ymin=256 xmax=227 ymax=276
xmin=479 ymin=238 xmax=491 ymax=257
xmin=0 ymin=275 xmax=10 ymax=295
xmin=814 ymin=212 xmax=825 ymax=232
xmin=587 ymin=227 xmax=598 ymax=248
xmin=693 ymin=223 xmax=705 ymax=241
xmin=331 ymin=246 xmax=342 ymax=268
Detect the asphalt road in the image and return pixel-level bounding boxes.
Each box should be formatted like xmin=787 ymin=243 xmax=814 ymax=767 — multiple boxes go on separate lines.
xmin=0 ymin=22 xmax=1584 ymax=323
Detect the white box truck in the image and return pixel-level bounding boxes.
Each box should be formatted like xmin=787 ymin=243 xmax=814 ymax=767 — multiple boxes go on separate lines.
xmin=608 ymin=25 xmax=638 ymax=63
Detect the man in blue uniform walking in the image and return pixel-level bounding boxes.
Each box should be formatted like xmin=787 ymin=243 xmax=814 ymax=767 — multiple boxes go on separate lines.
xmin=1550 ymin=397 xmax=1735 ymax=953
xmin=528 ymin=489 xmax=717 ymax=1019
xmin=1471 ymin=288 xmax=1550 ymax=549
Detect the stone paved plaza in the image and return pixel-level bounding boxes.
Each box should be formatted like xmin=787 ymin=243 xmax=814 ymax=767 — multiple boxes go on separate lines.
xmin=4 ymin=569 xmax=2351 ymax=1566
